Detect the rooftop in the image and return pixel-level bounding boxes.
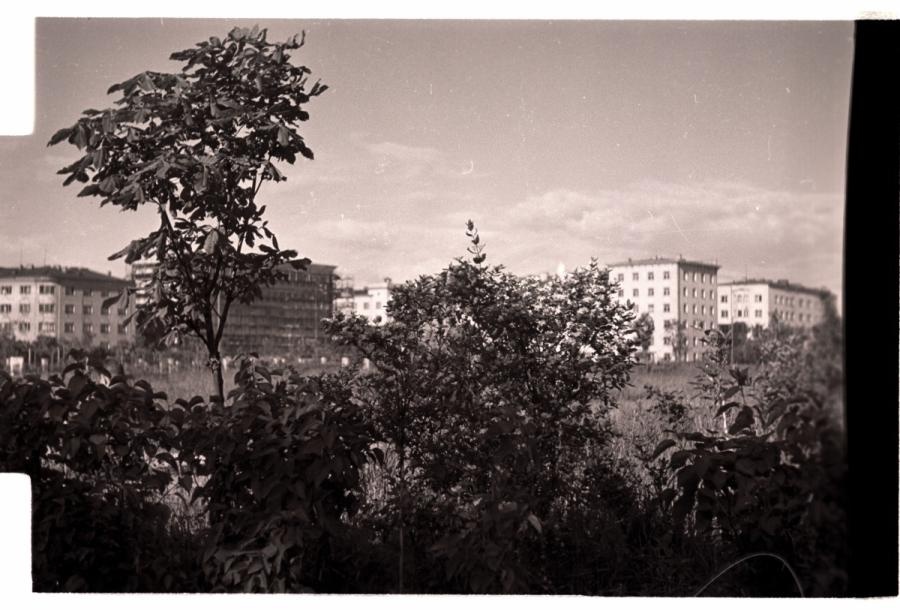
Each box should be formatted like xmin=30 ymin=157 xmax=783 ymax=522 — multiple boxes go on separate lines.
xmin=607 ymin=256 xmax=719 ymax=270
xmin=720 ymin=278 xmax=832 ymax=297
xmin=0 ymin=265 xmax=132 ymax=287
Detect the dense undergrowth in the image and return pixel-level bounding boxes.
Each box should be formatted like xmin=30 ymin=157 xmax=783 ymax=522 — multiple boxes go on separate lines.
xmin=0 ymin=235 xmax=845 ymax=595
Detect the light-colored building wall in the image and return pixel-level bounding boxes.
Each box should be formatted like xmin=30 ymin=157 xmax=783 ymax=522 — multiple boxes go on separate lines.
xmin=0 ymin=267 xmax=133 ymax=347
xmin=717 ymin=280 xmax=829 ymax=331
xmin=335 ymin=279 xmax=393 ymax=325
xmin=609 ymin=257 xmax=718 ymax=362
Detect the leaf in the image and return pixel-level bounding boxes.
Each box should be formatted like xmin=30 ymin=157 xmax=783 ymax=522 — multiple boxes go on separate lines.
xmin=526 ymin=513 xmax=542 ymax=534
xmin=47 ymin=127 xmax=73 ymax=146
xmin=728 ymin=406 xmax=755 ymax=435
xmin=650 ymin=438 xmax=676 ymax=460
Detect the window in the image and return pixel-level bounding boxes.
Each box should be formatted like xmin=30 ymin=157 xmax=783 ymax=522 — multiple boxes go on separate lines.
xmin=663 ymin=336 xmax=672 ymax=345
xmin=376 ymin=302 xmax=382 ymax=309
xmin=632 ymin=288 xmax=639 ymax=297
xmin=83 ymin=289 xmax=93 ymax=297
xmin=101 ymin=290 xmax=110 ymax=297
xmin=692 ymin=337 xmax=698 ymax=346
xmin=701 ymin=305 xmax=706 ymax=315
xmin=64 ymin=322 xmax=74 ymax=334
xmin=692 ymin=288 xmax=697 ymax=298
xmin=648 ymin=288 xmax=654 ymax=297
xmin=83 ymin=323 xmax=93 ymax=334
xmin=683 ymin=304 xmax=688 ymax=313
xmin=755 ymin=309 xmax=763 ymax=318
xmin=663 ymin=287 xmax=670 ymax=296
xmin=0 ymin=304 xmax=9 ymax=313
xmin=663 ymin=271 xmax=670 ymax=280
xmin=648 ymin=304 xmax=655 ymax=312
xmin=632 ymin=272 xmax=639 ymax=281
xmin=101 ymin=306 xmax=110 ymax=316
xmin=18 ymin=322 xmax=30 ymax=332
xmin=39 ymin=303 xmax=54 ymax=313
xmin=0 ymin=285 xmax=10 ymax=295
xmin=648 ymin=272 xmax=655 ymax=280
xmin=65 ymin=286 xmax=75 ymax=296
xmin=117 ymin=307 xmax=127 ymax=316
xmin=117 ymin=323 xmax=128 ymax=334
xmin=720 ymin=295 xmax=727 ymax=303
xmin=691 ymin=304 xmax=697 ymax=314
xmin=754 ymin=294 xmax=763 ymax=303
xmin=721 ymin=310 xmax=729 ymax=318
xmin=83 ymin=305 xmax=93 ymax=315
xmin=692 ymin=273 xmax=697 ymax=281
xmin=617 ymin=273 xmax=624 ymax=282
xmin=363 ymin=302 xmax=369 ymax=310
xmin=618 ymin=289 xmax=624 ymax=297
xmin=701 ymin=273 xmax=706 ymax=283
xmin=100 ymin=323 xmax=110 ymax=335
xmin=0 ymin=322 xmax=10 ymax=331
xmin=39 ymin=285 xmax=55 ymax=295
xmin=38 ymin=322 xmax=56 ymax=333
xmin=683 ymin=288 xmax=688 ymax=297
xmin=19 ymin=303 xmax=30 ymax=314
xmin=697 ymin=321 xmax=704 ymax=330
xmin=663 ymin=303 xmax=670 ymax=313
xmin=64 ymin=304 xmax=75 ymax=314
xmin=19 ymin=285 xmax=31 ymax=295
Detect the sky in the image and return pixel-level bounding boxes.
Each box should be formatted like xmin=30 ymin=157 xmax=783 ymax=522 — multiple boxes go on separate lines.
xmin=0 ymin=18 xmax=851 ymax=302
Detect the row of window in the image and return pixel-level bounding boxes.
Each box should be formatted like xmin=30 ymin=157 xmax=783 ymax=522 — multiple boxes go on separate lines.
xmin=722 ymin=309 xmax=764 ymax=319
xmin=616 ymin=270 xmax=716 ymax=284
xmin=619 ymin=286 xmax=717 ymax=300
xmin=773 ymin=295 xmax=814 ymax=308
xmin=0 ymin=303 xmax=128 ymax=315
xmin=663 ymin=336 xmax=707 ymax=347
xmin=721 ymin=293 xmax=764 ymax=304
xmin=0 ymin=285 xmax=115 ymax=297
xmin=632 ymin=302 xmax=716 ymax=316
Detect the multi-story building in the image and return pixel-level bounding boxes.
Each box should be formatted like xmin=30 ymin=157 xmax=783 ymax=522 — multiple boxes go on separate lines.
xmin=608 ymin=257 xmax=719 ymax=362
xmin=717 ymin=279 xmax=832 ymax=331
xmin=334 ymin=277 xmax=394 ymax=325
xmin=0 ymin=266 xmax=134 ymax=347
xmin=221 ymin=262 xmax=337 ymax=357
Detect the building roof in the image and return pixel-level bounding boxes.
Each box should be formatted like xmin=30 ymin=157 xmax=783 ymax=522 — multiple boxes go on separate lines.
xmin=719 ymin=278 xmax=832 ymax=297
xmin=0 ymin=265 xmax=132 ymax=288
xmin=606 ymin=256 xmax=719 ymax=270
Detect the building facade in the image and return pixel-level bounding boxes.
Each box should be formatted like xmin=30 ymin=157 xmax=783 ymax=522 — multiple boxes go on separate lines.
xmin=0 ymin=266 xmax=134 ymax=347
xmin=717 ymin=279 xmax=831 ymax=331
xmin=608 ymin=257 xmax=719 ymax=362
xmin=221 ymin=262 xmax=337 ymax=357
xmin=334 ymin=278 xmax=394 ymax=325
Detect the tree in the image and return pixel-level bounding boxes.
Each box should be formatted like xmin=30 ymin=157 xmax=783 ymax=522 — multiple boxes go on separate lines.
xmin=632 ymin=312 xmax=655 ymax=362
xmin=324 ymin=222 xmax=637 ymax=593
xmin=48 ymin=26 xmax=327 ymax=399
xmin=664 ymin=319 xmax=688 ymax=363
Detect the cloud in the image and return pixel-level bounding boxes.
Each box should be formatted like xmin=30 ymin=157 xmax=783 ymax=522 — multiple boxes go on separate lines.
xmin=449 ymin=180 xmax=843 ymax=296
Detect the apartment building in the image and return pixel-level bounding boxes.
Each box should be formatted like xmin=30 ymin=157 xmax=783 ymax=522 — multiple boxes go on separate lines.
xmin=608 ymin=257 xmax=719 ymax=362
xmin=335 ymin=278 xmax=394 ymax=325
xmin=221 ymin=262 xmax=337 ymax=357
xmin=717 ymin=279 xmax=831 ymax=331
xmin=0 ymin=266 xmax=133 ymax=347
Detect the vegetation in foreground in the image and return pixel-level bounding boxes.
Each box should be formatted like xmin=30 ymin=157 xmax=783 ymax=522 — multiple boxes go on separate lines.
xmin=0 ymin=226 xmax=845 ymax=595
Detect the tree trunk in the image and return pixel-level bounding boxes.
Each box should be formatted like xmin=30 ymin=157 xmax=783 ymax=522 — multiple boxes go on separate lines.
xmin=209 ymin=351 xmax=224 ymax=402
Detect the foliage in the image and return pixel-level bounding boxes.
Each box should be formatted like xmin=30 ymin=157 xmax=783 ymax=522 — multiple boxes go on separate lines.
xmin=632 ymin=312 xmax=655 ymax=360
xmin=0 ymin=351 xmax=202 ymax=592
xmin=181 ymin=359 xmax=378 ymax=592
xmin=647 ymin=325 xmax=847 ymax=595
xmin=664 ymin=318 xmax=688 ymax=362
xmin=324 ymin=221 xmax=637 ymax=593
xmin=48 ymin=26 xmax=326 ymax=398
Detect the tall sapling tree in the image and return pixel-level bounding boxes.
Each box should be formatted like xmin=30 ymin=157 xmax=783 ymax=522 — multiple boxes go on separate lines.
xmin=49 ymin=26 xmax=327 ymax=399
